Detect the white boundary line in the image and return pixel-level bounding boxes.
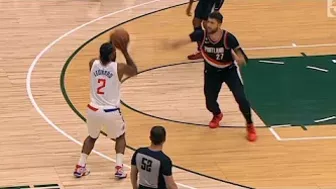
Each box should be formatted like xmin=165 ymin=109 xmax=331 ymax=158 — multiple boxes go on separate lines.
xmin=281 ymin=136 xmax=336 ymax=141
xmin=258 ymin=60 xmax=285 ymax=65
xmin=268 ymin=127 xmax=282 ymax=141
xmin=26 ymin=1 xmax=197 ymax=189
xmin=270 ymin=124 xmax=291 ymax=128
xmin=245 ymin=43 xmax=336 ymax=50
xmin=314 ymin=116 xmax=336 ymax=123
xmin=269 ymin=125 xmax=336 ymax=141
xmin=306 ymin=66 xmax=329 ymax=72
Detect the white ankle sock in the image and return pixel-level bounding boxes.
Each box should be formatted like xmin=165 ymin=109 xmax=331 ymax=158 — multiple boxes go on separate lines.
xmin=78 ymin=153 xmax=88 ymax=167
xmin=116 ymin=153 xmax=124 ymax=167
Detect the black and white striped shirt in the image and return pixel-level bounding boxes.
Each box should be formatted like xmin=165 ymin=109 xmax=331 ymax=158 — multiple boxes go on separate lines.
xmin=131 ymin=147 xmax=173 ymax=189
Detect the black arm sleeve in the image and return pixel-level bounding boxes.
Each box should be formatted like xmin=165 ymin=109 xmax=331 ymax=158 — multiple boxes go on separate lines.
xmin=131 ymin=150 xmax=138 ymax=166
xmin=189 ymin=29 xmax=205 ymax=42
xmin=162 ymin=158 xmax=173 ymax=176
xmin=226 ymin=32 xmax=240 ymax=49
xmin=214 ymin=0 xmax=225 ymax=11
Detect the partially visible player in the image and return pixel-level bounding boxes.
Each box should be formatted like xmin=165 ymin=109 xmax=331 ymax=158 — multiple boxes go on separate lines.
xmin=73 ymin=39 xmax=138 ymax=178
xmin=171 ymin=12 xmax=257 ymax=142
xmin=130 ymin=126 xmax=178 ymax=189
xmin=186 ymin=0 xmax=225 ymax=60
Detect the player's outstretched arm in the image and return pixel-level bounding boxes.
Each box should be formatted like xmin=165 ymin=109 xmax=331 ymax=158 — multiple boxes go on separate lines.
xmin=171 ymin=29 xmax=204 ymax=49
xmin=186 ymin=0 xmax=194 ymax=16
xmin=171 ymin=37 xmax=192 ymax=49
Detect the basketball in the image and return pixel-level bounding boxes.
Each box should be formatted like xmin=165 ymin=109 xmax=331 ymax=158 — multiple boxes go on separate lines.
xmin=110 ymin=28 xmax=130 ymax=50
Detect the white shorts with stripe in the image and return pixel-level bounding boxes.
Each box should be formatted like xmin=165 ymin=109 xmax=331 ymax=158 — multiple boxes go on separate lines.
xmin=86 ymin=103 xmax=125 ymax=139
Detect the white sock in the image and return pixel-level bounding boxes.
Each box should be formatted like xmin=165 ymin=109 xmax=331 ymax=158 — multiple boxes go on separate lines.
xmin=78 ymin=153 xmax=88 ymax=167
xmin=116 ymin=153 xmax=124 ymax=167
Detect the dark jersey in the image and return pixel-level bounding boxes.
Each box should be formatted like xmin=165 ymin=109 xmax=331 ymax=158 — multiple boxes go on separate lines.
xmin=190 ymin=29 xmax=240 ymax=69
xmin=131 ymin=147 xmax=173 ymax=189
xmin=199 ymin=0 xmax=224 ymax=10
xmin=195 ymin=0 xmax=224 ymax=20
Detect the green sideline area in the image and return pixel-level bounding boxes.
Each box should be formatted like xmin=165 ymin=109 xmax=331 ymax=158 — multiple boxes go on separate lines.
xmin=242 ymin=54 xmax=336 ymax=126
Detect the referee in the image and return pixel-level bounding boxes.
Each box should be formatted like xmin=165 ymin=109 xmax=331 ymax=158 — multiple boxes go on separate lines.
xmin=186 ymin=0 xmax=225 ymax=60
xmin=130 ymin=126 xmax=178 ymax=189
xmin=171 ymin=12 xmax=257 ymax=142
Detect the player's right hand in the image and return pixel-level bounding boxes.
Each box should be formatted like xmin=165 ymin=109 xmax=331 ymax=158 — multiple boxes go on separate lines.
xmin=119 ymin=39 xmax=129 ymax=54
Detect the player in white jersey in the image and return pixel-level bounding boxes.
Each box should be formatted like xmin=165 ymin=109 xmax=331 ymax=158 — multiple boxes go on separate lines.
xmin=74 ymin=42 xmax=138 ymax=179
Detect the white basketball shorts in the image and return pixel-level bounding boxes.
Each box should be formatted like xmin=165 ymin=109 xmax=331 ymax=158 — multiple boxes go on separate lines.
xmin=86 ymin=104 xmax=125 ymax=139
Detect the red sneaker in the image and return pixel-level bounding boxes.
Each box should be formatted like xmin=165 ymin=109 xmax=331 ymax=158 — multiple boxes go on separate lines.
xmin=73 ymin=164 xmax=90 ymax=178
xmin=115 ymin=165 xmax=127 ymax=179
xmin=209 ymin=113 xmax=223 ymax=129
xmin=187 ymin=51 xmax=203 ymax=60
xmin=246 ymin=123 xmax=257 ymax=142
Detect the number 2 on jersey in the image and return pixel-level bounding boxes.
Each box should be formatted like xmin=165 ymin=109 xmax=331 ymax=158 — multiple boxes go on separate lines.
xmin=97 ymin=79 xmax=106 ymax=94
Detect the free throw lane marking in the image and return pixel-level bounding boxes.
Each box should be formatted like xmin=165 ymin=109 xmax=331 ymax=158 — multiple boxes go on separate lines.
xmin=306 ymin=66 xmax=328 ymax=72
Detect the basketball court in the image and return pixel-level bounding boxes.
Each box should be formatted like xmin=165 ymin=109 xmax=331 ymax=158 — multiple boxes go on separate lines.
xmin=1 ymin=0 xmax=336 ymax=188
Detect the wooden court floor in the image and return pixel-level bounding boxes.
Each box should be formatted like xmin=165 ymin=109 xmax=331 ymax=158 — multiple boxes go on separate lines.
xmin=1 ymin=0 xmax=336 ymax=189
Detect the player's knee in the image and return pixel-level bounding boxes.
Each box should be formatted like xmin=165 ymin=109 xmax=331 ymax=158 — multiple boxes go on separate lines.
xmin=234 ymin=93 xmax=248 ymax=105
xmin=88 ymin=135 xmax=98 ymax=141
xmin=202 ymin=20 xmax=207 ymax=29
xmin=193 ymin=17 xmax=202 ymax=28
xmin=205 ymin=94 xmax=215 ymax=103
xmin=84 ymin=135 xmax=97 ymax=145
xmin=116 ymin=133 xmax=125 ymax=140
xmin=119 ymin=133 xmax=125 ymax=139
xmin=204 ymin=86 xmax=215 ymax=96
xmin=205 ymin=98 xmax=216 ymax=108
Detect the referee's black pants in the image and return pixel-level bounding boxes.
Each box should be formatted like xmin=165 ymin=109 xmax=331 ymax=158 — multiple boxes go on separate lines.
xmin=204 ymin=63 xmax=253 ymax=124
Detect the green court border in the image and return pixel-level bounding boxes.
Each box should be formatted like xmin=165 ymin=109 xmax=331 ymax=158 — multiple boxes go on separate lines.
xmin=60 ymin=2 xmax=254 ymax=189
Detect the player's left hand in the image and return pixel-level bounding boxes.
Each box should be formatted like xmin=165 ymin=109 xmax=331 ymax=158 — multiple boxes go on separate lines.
xmin=231 ymin=49 xmax=246 ymax=67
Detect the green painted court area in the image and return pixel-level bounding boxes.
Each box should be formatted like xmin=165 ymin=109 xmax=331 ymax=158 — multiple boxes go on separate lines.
xmin=242 ymin=54 xmax=336 ymax=126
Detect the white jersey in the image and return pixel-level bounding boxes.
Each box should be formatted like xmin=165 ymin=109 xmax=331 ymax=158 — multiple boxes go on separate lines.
xmin=90 ymin=60 xmax=121 ymax=108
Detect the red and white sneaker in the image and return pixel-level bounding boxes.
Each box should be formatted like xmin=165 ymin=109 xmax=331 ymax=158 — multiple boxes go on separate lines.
xmin=73 ymin=164 xmax=90 ymax=178
xmin=115 ymin=166 xmax=127 ymax=179
xmin=246 ymin=123 xmax=257 ymax=142
xmin=187 ymin=51 xmax=203 ymax=60
xmin=209 ymin=113 xmax=223 ymax=129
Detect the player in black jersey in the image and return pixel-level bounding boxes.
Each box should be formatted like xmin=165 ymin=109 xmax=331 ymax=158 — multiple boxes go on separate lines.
xmin=172 ymin=12 xmax=257 ymax=142
xmin=131 ymin=126 xmax=178 ymax=189
xmin=186 ymin=0 xmax=225 ymax=60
